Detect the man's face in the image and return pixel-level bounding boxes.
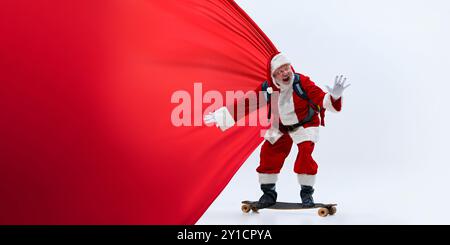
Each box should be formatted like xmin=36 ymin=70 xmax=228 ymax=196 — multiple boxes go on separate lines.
xmin=273 ymin=64 xmax=293 ymax=84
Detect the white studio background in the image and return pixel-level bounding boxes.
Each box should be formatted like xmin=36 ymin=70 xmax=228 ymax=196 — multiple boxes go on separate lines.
xmin=198 ymin=0 xmax=450 ymax=224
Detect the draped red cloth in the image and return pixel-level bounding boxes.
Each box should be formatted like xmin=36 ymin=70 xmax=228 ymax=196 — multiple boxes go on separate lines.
xmin=0 ymin=0 xmax=277 ymax=224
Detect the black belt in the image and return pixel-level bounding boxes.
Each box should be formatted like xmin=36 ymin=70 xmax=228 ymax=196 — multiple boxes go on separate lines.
xmin=280 ymin=107 xmax=316 ymax=132
xmin=280 ymin=122 xmax=304 ymax=132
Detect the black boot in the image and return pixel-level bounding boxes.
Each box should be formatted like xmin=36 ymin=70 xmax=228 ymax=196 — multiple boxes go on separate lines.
xmin=300 ymin=185 xmax=315 ymax=208
xmin=257 ymin=184 xmax=277 ymax=208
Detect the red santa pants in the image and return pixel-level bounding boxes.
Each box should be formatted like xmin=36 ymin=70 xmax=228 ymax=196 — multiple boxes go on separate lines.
xmin=257 ymin=133 xmax=318 ymax=175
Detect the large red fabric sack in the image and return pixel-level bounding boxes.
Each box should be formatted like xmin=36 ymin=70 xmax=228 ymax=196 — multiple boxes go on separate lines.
xmin=0 ymin=0 xmax=277 ymax=224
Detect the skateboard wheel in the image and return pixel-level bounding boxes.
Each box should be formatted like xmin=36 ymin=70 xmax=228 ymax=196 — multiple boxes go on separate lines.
xmin=318 ymin=208 xmax=329 ymax=217
xmin=251 ymin=207 xmax=259 ymax=213
xmin=329 ymin=206 xmax=337 ymax=215
xmin=241 ymin=204 xmax=251 ymax=213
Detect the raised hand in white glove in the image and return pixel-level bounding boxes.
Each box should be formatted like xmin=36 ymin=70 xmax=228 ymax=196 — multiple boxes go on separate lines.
xmin=203 ymin=107 xmax=236 ymax=131
xmin=325 ymin=75 xmax=351 ymax=100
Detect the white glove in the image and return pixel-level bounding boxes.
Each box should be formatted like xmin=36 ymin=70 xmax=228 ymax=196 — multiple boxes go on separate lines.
xmin=204 ymin=112 xmax=220 ymax=126
xmin=325 ymin=75 xmax=351 ymax=99
xmin=203 ymin=107 xmax=236 ymax=131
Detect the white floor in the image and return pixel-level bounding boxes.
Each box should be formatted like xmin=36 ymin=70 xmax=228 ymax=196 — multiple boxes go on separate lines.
xmin=197 ymin=143 xmax=450 ymax=225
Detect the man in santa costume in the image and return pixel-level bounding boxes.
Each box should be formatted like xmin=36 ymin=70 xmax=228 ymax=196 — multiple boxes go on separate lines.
xmin=204 ymin=53 xmax=350 ymax=208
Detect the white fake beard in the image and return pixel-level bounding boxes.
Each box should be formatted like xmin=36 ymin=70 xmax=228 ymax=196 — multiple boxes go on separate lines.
xmin=275 ymin=75 xmax=294 ymax=90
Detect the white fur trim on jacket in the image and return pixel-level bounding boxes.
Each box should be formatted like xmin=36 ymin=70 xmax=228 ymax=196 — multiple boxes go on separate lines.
xmin=297 ymin=174 xmax=316 ymax=186
xmin=264 ymin=127 xmax=284 ymax=144
xmin=289 ymin=126 xmax=320 ymax=144
xmin=259 ymin=173 xmax=279 ymax=184
xmin=323 ymin=93 xmax=341 ymax=113
xmin=214 ymin=106 xmax=235 ymax=131
xmin=264 ymin=126 xmax=319 ymax=145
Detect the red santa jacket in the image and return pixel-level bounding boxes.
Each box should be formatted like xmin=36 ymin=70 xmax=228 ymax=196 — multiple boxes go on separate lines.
xmin=218 ymin=73 xmax=342 ymax=144
xmin=227 ymin=73 xmax=342 ymax=127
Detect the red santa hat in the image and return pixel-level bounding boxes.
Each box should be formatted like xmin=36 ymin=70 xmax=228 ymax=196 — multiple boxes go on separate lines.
xmin=270 ymin=53 xmax=291 ymax=76
xmin=268 ymin=53 xmax=291 ymax=88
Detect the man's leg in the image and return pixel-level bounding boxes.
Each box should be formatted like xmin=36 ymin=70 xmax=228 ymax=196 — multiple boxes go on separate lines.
xmin=294 ymin=141 xmax=318 ymax=207
xmin=256 ymin=134 xmax=293 ymax=207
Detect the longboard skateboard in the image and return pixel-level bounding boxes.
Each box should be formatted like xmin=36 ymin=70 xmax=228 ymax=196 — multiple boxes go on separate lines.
xmin=241 ymin=201 xmax=337 ymax=217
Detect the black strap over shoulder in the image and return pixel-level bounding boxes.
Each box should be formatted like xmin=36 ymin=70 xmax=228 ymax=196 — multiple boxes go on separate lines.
xmin=261 ymin=80 xmax=272 ymax=119
xmin=292 ymin=73 xmax=308 ymax=100
xmin=261 ymin=80 xmax=271 ymax=101
xmin=293 ymin=74 xmax=321 ymax=112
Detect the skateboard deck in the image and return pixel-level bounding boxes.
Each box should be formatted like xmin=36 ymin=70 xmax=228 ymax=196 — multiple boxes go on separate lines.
xmin=241 ymin=201 xmax=337 ymax=217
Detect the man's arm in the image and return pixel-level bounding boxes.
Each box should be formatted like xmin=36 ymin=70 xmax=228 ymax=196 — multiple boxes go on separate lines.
xmin=204 ymin=83 xmax=268 ymax=131
xmin=301 ymin=74 xmax=348 ymax=113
